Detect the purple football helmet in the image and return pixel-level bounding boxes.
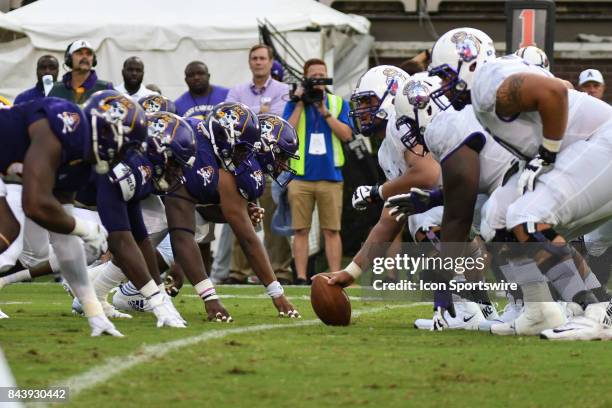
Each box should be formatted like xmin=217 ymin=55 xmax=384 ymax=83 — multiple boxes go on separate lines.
xmin=146 ymin=112 xmax=196 ymax=193
xmin=138 ymin=94 xmax=176 ymax=114
xmin=256 ymin=114 xmax=299 ymax=187
xmin=83 ymin=90 xmax=148 ymax=174
xmin=206 ymin=102 xmax=260 ymax=175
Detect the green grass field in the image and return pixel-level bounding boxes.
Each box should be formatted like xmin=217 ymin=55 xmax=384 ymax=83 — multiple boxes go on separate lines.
xmin=0 ymin=283 xmax=611 ymax=407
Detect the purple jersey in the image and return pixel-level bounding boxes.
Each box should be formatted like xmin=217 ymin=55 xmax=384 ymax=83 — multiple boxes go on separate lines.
xmin=174 ymin=86 xmax=229 ymax=121
xmin=0 ymin=97 xmax=90 ymax=180
xmin=94 ymin=150 xmax=155 ymax=241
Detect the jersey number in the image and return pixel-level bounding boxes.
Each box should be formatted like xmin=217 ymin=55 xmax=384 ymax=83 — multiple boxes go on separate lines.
xmin=518 ymin=9 xmax=536 ymax=48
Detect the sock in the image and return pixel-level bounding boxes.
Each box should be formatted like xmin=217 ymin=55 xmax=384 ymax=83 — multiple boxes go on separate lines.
xmin=0 ymin=269 xmax=31 ymax=287
xmin=92 ymin=261 xmax=126 ymax=303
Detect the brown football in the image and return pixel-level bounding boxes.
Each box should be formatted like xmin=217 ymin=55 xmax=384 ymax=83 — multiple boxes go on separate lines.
xmin=310 ymin=276 xmax=351 ymax=326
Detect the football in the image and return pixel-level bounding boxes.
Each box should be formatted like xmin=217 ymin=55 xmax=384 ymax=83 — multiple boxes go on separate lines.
xmin=310 ymin=276 xmax=352 ymax=326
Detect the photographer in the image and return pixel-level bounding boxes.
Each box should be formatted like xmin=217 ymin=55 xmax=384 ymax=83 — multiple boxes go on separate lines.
xmin=284 ymin=58 xmax=353 ymax=284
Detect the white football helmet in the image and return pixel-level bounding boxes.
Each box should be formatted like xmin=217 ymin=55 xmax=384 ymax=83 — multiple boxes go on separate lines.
xmin=515 ymin=46 xmax=550 ymax=71
xmin=429 ymin=27 xmax=496 ymax=111
xmin=394 ymin=72 xmax=442 ymax=154
xmin=350 ymin=65 xmax=409 ymax=136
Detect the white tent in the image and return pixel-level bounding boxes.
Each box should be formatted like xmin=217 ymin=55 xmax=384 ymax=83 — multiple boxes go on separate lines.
xmin=0 ymin=0 xmax=371 ymax=101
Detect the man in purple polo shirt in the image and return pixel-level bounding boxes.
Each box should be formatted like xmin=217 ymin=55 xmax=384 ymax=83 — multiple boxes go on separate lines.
xmin=225 ymin=45 xmax=290 ymax=115
xmin=222 ymin=44 xmax=293 ymax=285
xmin=174 ymin=61 xmax=228 ymax=120
xmin=14 ymin=55 xmax=59 ymax=104
xmin=48 ymin=39 xmax=113 ymax=105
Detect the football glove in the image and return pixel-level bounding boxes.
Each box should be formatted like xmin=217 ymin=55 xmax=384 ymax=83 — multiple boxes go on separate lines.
xmin=351 ymin=184 xmax=383 ymax=211
xmin=149 ymin=291 xmax=187 ymax=328
xmin=71 ymin=218 xmax=108 ymax=259
xmin=517 ymin=145 xmax=557 ymax=194
xmin=384 ymin=188 xmax=443 ymax=222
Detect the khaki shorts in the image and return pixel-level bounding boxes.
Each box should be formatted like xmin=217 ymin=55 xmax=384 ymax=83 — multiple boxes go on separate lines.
xmin=287 ymin=179 xmax=343 ymax=231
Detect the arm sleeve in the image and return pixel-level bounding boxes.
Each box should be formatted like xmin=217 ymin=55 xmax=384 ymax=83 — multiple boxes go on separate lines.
xmin=127 ymin=200 xmax=148 ymax=242
xmin=95 ymin=174 xmax=131 ymax=233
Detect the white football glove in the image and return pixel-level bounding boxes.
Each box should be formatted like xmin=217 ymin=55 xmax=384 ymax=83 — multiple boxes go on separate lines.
xmin=71 ymin=218 xmax=108 ymax=259
xmin=517 ymin=152 xmax=555 ymax=194
xmin=431 ymin=307 xmax=449 ymax=331
xmin=351 ymin=184 xmax=383 ymax=211
xmin=88 ymin=313 xmax=124 ymax=337
xmin=149 ymin=291 xmax=187 ymax=328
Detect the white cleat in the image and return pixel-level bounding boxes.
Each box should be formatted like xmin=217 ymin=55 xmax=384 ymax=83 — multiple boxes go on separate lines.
xmin=491 ymin=302 xmax=566 ymax=336
xmin=88 ymin=314 xmax=124 ymax=337
xmin=479 ymin=300 xmax=523 ymax=330
xmin=414 ymin=301 xmax=487 ymax=331
xmin=0 ymin=309 xmax=8 ymax=319
xmin=101 ymin=301 xmax=132 ymax=319
xmin=541 ymin=302 xmax=610 ymax=341
xmin=558 ymin=301 xmax=584 ymax=319
xmin=112 ymin=284 xmax=153 ymax=313
xmin=149 ymin=292 xmax=187 ymax=328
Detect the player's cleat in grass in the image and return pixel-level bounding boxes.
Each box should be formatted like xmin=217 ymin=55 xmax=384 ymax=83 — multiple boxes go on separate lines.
xmin=479 ymin=300 xmax=523 ymax=330
xmin=414 ymin=301 xmax=486 ymax=331
xmin=0 ymin=308 xmax=8 ymax=319
xmin=541 ymin=302 xmax=610 ymax=340
xmin=112 ymin=284 xmax=153 ymax=313
xmin=491 ymin=302 xmax=566 ymax=336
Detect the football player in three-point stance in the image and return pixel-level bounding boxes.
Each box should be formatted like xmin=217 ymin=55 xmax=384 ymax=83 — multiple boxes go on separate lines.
xmin=428 ymin=27 xmax=612 ymax=340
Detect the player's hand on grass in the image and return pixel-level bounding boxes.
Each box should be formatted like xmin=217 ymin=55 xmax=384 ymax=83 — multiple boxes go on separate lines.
xmin=272 ymin=295 xmax=300 ymax=318
xmin=314 ymin=271 xmax=354 ymax=288
xmin=88 ymin=313 xmax=124 ymax=337
xmin=150 ymin=292 xmax=187 ymax=328
xmin=205 ymin=299 xmax=233 ymax=322
xmin=431 ymin=307 xmax=449 ymax=331
xmin=247 ymin=202 xmax=265 ymax=226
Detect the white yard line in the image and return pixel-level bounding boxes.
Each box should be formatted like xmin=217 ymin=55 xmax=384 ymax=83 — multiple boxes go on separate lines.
xmin=42 ymin=303 xmax=425 ymax=404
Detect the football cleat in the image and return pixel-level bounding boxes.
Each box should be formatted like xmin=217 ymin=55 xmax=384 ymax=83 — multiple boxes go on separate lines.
xmin=112 ymin=283 xmax=153 ymax=312
xmin=491 ymin=302 xmax=565 ymax=336
xmin=540 ymin=316 xmax=603 ymax=341
xmin=414 ymin=301 xmax=486 ymax=331
xmin=479 ymin=300 xmax=522 ymax=330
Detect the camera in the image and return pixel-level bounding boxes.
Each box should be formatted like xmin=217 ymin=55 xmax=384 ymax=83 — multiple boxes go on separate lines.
xmin=290 ymin=77 xmax=333 ymax=105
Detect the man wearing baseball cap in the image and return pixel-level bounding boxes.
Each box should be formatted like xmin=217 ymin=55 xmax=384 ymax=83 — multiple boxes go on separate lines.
xmin=578 ymin=68 xmax=606 ymax=100
xmin=49 ymin=39 xmax=113 ymax=105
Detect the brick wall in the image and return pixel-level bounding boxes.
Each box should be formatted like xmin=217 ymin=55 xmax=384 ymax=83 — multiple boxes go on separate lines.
xmin=554 ymin=59 xmax=612 ymax=103
xmin=377 ymin=57 xmax=612 ymax=103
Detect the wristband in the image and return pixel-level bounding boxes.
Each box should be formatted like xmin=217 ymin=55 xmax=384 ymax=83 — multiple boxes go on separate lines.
xmin=542 ymin=137 xmax=562 ymax=153
xmin=345 ymin=261 xmax=363 ymax=279
xmin=370 ymin=184 xmax=383 ymax=203
xmin=140 ymin=279 xmax=160 ymax=298
xmin=265 ymin=280 xmax=284 ymax=299
xmin=429 ymin=188 xmax=443 ymax=207
xmin=195 ymin=279 xmax=220 ymax=301
xmin=82 ymin=299 xmax=104 ymax=317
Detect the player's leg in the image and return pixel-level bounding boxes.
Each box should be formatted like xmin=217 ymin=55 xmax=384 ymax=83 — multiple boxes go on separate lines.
xmin=0 ymin=184 xmax=25 ymax=269
xmin=288 ymin=179 xmax=316 ymax=283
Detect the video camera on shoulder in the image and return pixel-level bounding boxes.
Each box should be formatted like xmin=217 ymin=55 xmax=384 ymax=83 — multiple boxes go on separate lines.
xmin=290 ymin=77 xmax=333 ymax=105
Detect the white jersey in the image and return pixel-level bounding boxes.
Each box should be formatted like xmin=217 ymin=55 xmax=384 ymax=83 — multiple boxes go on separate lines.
xmin=425 ymin=106 xmax=517 ymax=195
xmin=377 ymin=109 xmax=408 ymax=181
xmin=471 ymin=55 xmax=612 ymax=159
